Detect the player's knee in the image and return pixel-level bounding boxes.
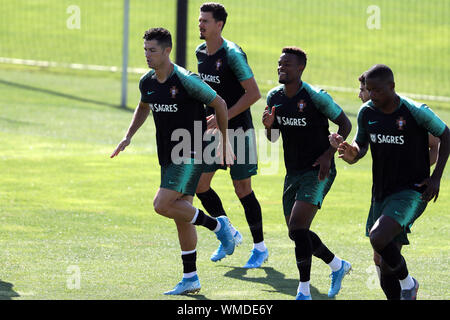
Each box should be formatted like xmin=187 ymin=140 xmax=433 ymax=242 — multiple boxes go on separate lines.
xmin=196 ymin=181 xmax=210 ymax=194
xmin=373 ymin=251 xmax=382 ymax=266
xmin=288 ymin=227 xmax=309 ymax=242
xmin=369 ymin=231 xmax=386 ymax=253
xmin=233 ymin=181 xmax=252 ymax=198
xmin=153 ymin=197 xmax=169 ymax=215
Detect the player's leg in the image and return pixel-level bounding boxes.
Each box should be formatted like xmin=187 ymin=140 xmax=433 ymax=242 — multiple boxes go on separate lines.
xmin=369 ymin=215 xmax=417 ymax=300
xmin=196 ymin=171 xmax=228 ymax=218
xmin=165 ymin=195 xmax=201 ymax=295
xmin=288 ymin=200 xmax=317 ymax=300
xmin=370 ymin=190 xmax=426 ymax=300
xmin=378 ymin=242 xmax=403 ymax=300
xmin=156 ymin=162 xmax=236 ymax=256
xmin=288 ymin=166 xmax=350 ymax=298
xmin=233 ymin=177 xmax=268 ymax=268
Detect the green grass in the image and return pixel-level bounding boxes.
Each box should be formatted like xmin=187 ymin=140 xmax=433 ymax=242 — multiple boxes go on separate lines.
xmin=0 ymin=0 xmax=449 ymax=300
xmin=1 ymin=0 xmax=449 ymax=96
xmin=0 ymin=65 xmax=449 ymax=300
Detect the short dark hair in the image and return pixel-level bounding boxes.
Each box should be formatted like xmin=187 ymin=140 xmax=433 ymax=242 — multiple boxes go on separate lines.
xmin=358 ymin=71 xmax=367 ymax=85
xmin=365 ymin=64 xmax=394 ymax=83
xmin=143 ymin=27 xmax=172 ymax=48
xmin=282 ymin=46 xmax=307 ymax=66
xmin=200 ymin=2 xmax=228 ymax=29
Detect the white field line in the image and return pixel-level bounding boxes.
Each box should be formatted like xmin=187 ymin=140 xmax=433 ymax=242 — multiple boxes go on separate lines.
xmin=1 ymin=56 xmax=449 ymax=103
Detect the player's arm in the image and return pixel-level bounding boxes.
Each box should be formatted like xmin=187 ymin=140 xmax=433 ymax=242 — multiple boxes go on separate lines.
xmin=314 ymin=111 xmax=352 ymax=180
xmin=110 ymin=101 xmax=150 ymax=158
xmin=417 ymin=126 xmax=450 ymax=202
xmin=227 ymin=77 xmax=261 ymax=120
xmin=332 ymin=106 xmax=369 ymax=164
xmin=337 ymin=139 xmax=368 ymax=164
xmin=310 ymin=89 xmax=352 ymax=179
xmin=207 ymin=95 xmax=235 ymax=166
xmin=408 ymin=104 xmax=449 ymax=202
xmin=428 ymin=133 xmax=440 ymax=166
xmin=226 ymin=47 xmax=261 ymax=120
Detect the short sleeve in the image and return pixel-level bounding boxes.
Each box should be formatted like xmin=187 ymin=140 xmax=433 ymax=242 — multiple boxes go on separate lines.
xmin=408 ymin=103 xmax=446 ymax=137
xmin=227 ymin=44 xmax=254 ymax=82
xmin=176 ymin=65 xmax=217 ymax=105
xmin=355 ymin=106 xmax=369 ymax=146
xmin=305 ymin=84 xmax=343 ymax=121
xmin=139 ymin=71 xmax=154 ymax=103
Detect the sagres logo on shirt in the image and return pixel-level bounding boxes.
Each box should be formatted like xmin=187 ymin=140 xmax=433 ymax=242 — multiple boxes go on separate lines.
xmin=370 ymin=133 xmax=405 ymax=145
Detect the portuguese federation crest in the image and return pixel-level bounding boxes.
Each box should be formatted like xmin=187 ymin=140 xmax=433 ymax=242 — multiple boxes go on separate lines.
xmin=396 ymin=116 xmax=406 ymax=130
xmin=215 ymin=59 xmax=222 ymax=71
xmin=170 ymin=86 xmax=178 ymax=98
xmin=297 ymin=99 xmax=307 ymax=112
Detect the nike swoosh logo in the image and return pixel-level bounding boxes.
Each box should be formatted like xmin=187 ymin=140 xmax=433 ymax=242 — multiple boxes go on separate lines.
xmin=147 ymin=91 xmax=155 ymax=95
xmin=198 ymin=60 xmax=204 ymax=64
xmin=304 ymin=194 xmax=311 ymax=198
xmin=368 ymin=120 xmax=378 ymax=125
xmin=273 ymin=104 xmax=282 ymax=108
xmin=168 ymin=180 xmax=176 ymax=185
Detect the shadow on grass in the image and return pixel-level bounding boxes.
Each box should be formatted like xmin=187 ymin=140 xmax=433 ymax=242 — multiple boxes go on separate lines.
xmin=0 ymin=280 xmax=20 ymax=300
xmin=0 ymin=78 xmax=132 ymax=112
xmin=223 ymin=266 xmax=333 ymax=300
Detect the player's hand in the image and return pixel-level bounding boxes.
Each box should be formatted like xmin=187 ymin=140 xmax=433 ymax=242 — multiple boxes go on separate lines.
xmin=216 ymin=135 xmax=235 ymax=167
xmin=313 ymin=150 xmax=333 ymax=181
xmin=337 ymin=141 xmax=359 ymax=164
xmin=110 ymin=137 xmax=131 ymax=158
xmin=329 ymin=132 xmax=344 ymax=149
xmin=415 ymin=176 xmax=441 ymax=202
xmin=262 ymin=106 xmax=276 ymax=129
xmin=207 ymin=114 xmax=218 ymax=130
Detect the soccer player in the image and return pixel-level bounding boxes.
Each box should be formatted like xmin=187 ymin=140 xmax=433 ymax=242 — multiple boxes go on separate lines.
xmin=334 ymin=69 xmax=445 ymax=300
xmin=332 ymin=64 xmax=449 ymax=300
xmin=195 ymin=2 xmax=267 ymax=268
xmin=262 ymin=47 xmax=353 ymax=300
xmin=111 ymin=27 xmax=237 ymax=295
xmin=358 ymin=72 xmax=440 ymax=166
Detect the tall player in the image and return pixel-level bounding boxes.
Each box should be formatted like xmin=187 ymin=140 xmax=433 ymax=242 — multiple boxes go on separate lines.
xmin=263 ymin=47 xmax=352 ymax=300
xmin=332 ymin=64 xmax=449 ymax=300
xmin=195 ymin=2 xmax=267 ymax=268
xmin=111 ymin=28 xmax=236 ymax=295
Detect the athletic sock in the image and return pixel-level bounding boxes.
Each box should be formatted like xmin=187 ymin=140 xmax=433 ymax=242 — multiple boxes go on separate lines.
xmin=297 ymin=281 xmax=310 ymax=296
xmin=309 ymin=230 xmax=335 ymax=265
xmin=181 ymin=249 xmax=197 ymax=278
xmin=239 ymin=191 xmax=264 ymax=243
xmin=378 ymin=241 xmax=409 ymax=281
xmin=399 ymin=275 xmax=415 ymax=290
xmin=380 ymin=271 xmax=401 ymax=300
xmin=196 ymin=188 xmax=226 ymax=218
xmin=253 ymin=241 xmax=267 ymax=252
xmin=290 ymin=229 xmax=313 ymax=282
xmin=328 ymin=256 xmax=342 ymax=272
xmin=190 ymin=208 xmax=218 ymax=231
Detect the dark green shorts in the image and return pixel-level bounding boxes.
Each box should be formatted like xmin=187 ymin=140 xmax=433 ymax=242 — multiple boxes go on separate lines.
xmin=203 ymin=129 xmax=258 ymax=181
xmin=282 ymin=165 xmax=337 ymax=217
xmin=365 ymin=189 xmax=427 ymax=245
xmin=160 ymin=158 xmax=205 ymax=196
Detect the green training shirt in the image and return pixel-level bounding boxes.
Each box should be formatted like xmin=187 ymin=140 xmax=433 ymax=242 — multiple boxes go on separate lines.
xmin=267 ymin=82 xmax=343 ymax=174
xmin=139 ymin=64 xmax=217 ymax=166
xmin=355 ymin=96 xmax=446 ymax=201
xmin=196 ymin=38 xmax=254 ymax=131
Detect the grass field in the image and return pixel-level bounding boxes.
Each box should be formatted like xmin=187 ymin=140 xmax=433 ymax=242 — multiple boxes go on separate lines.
xmin=0 ymin=1 xmax=449 ymax=300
